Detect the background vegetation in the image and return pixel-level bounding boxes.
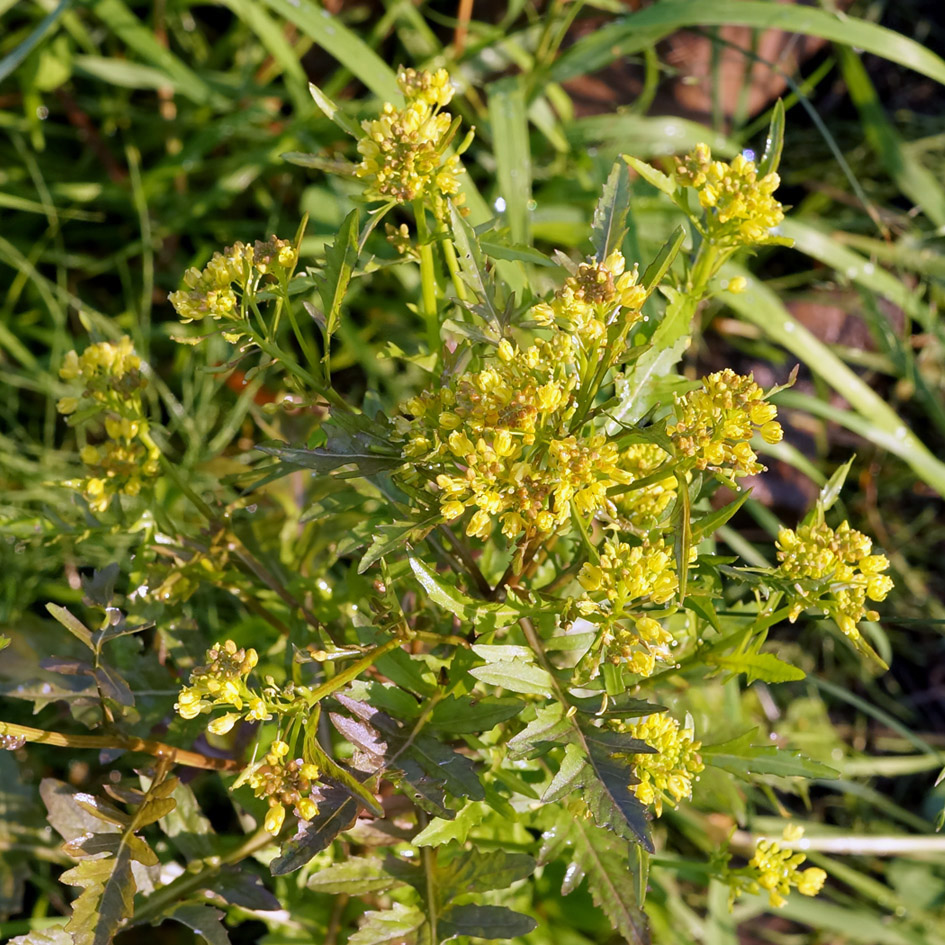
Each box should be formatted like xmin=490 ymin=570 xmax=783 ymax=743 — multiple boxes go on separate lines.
xmin=2 ymin=1 xmax=945 ymax=943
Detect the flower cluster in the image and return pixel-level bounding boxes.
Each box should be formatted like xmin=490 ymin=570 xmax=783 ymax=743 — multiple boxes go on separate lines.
xmin=356 ymin=67 xmax=467 ymax=213
xmin=725 ymin=828 xmax=827 ymax=909
xmin=248 ymin=740 xmax=320 ymax=835
xmin=667 ymin=369 xmax=782 ymax=480
xmin=623 ymin=713 xmax=703 ymax=816
xmin=402 ymin=334 xmax=636 ymax=540
xmin=169 ymin=237 xmax=297 ymax=325
xmin=675 ymin=143 xmax=784 ymax=246
xmin=57 ymin=337 xmax=159 ymax=512
xmin=531 ymin=251 xmax=646 ymax=353
xmin=175 ymin=640 xmax=268 ymax=725
xmin=577 ymin=538 xmax=678 ymax=675
xmin=776 ymin=519 xmax=894 ymax=647
xmin=611 ymin=443 xmax=676 ymax=533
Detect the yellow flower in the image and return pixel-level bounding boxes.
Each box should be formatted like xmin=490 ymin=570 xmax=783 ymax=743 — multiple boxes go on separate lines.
xmin=775 ymin=518 xmax=893 ymax=657
xmin=249 ymin=744 xmax=321 ymax=837
xmin=746 ymin=831 xmax=826 ymax=908
xmin=623 ymin=714 xmax=703 ymax=816
xmin=174 ymin=640 xmax=259 ymax=722
xmin=675 ymin=144 xmax=784 ymax=247
xmin=355 ymin=67 xmax=468 ymax=214
xmin=667 ymin=369 xmax=781 ymax=479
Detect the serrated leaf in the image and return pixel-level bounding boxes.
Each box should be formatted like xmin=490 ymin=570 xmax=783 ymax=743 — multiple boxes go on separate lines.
xmin=213 ymin=870 xmax=280 ymax=912
xmin=62 ymin=849 xmax=136 ymax=945
xmin=317 ymin=207 xmax=359 ymax=344
xmin=169 ymin=905 xmax=232 ymax=945
xmin=450 ymin=202 xmax=499 ymax=324
xmin=41 ymin=781 xmax=121 ymax=842
xmin=702 ymin=729 xmax=838 ymax=780
xmin=706 ymin=651 xmax=805 ymax=685
xmin=348 ymin=903 xmax=425 ymax=945
xmin=507 ymin=704 xmax=572 ymax=755
xmin=569 ymin=694 xmax=667 ymax=720
xmin=437 ymin=844 xmax=535 ymax=897
xmin=439 ymin=904 xmax=538 ymax=940
xmin=80 ymin=564 xmax=119 ymax=608
xmin=623 ymin=154 xmax=675 ymax=195
xmin=333 ymin=695 xmax=485 ymax=804
xmin=413 ymin=800 xmax=490 ymax=847
xmin=592 ymin=161 xmax=631 ymax=262
xmin=359 ymin=520 xmax=430 ymax=574
xmin=270 ymin=783 xmax=359 ymax=875
xmin=608 ymin=286 xmax=692 ymax=429
xmin=540 ymin=812 xmax=649 ymax=943
xmin=307 ymin=856 xmax=404 ymax=895
xmin=584 ymin=748 xmax=653 ymax=850
xmin=543 ymin=743 xmax=590 ymax=803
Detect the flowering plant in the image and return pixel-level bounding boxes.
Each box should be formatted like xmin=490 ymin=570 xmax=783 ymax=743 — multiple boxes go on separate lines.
xmin=3 ymin=70 xmax=899 ymax=945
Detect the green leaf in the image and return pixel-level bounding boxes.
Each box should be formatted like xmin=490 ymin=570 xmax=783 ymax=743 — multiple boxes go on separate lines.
xmin=450 ymin=202 xmax=500 ymax=324
xmin=622 ymin=154 xmax=676 ymax=196
xmin=168 ymin=905 xmax=232 ymax=945
xmin=608 ymin=286 xmax=692 ymax=428
xmin=59 ymin=855 xmax=135 ymax=945
xmin=706 ymin=651 xmax=806 ymax=685
xmin=438 ymin=904 xmax=537 ymax=940
xmin=489 ymin=77 xmax=532 ymax=246
xmin=9 ymin=930 xmax=73 ymax=945
xmin=553 ymin=1 xmax=945 ymax=88
xmin=409 ymin=558 xmax=519 ymax=628
xmin=539 ymin=811 xmax=648 ymax=943
xmin=468 ymin=661 xmax=554 ymax=698
xmin=306 ymin=857 xmax=404 ymax=895
xmin=816 ymin=456 xmax=855 ymax=515
xmin=673 ymin=469 xmax=692 ymax=604
xmin=413 ymin=800 xmax=490 ymax=847
xmin=437 ymin=844 xmax=535 ymax=896
xmin=359 ymin=520 xmax=431 ymax=574
xmin=347 ymin=903 xmax=425 ymax=945
xmin=702 ymin=729 xmax=838 ymax=780
xmin=307 ymin=82 xmax=364 ymax=138
xmin=641 ymin=225 xmax=686 ymax=293
xmin=317 ymin=208 xmax=360 ymax=346
xmin=591 ymin=161 xmax=631 ymax=263
xmin=584 ymin=747 xmax=653 ymax=851
xmin=91 ymin=0 xmax=215 ymax=105
xmin=259 ymin=0 xmax=400 ymax=101
xmin=427 ymin=695 xmax=525 ymax=734
xmin=691 ymin=489 xmax=751 ymax=543
xmin=838 ymin=48 xmax=945 ymax=228
xmin=569 ymin=693 xmax=666 ymax=720
xmin=270 ymin=784 xmax=359 ymax=875
xmin=45 ymin=603 xmax=93 ymax=650
xmin=757 ymin=99 xmax=785 ymax=177
xmin=542 ymin=743 xmax=590 ymax=803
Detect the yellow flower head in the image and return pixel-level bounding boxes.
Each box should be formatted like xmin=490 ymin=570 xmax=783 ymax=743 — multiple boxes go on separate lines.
xmin=623 ymin=714 xmax=703 ymax=816
xmin=747 ymin=831 xmax=827 ymax=909
xmin=611 ymin=443 xmax=677 ymax=533
xmin=667 ymin=369 xmax=782 ymax=479
xmin=675 ymin=143 xmax=784 ymax=246
xmin=248 ymin=744 xmax=320 ymax=835
xmin=169 ymin=237 xmax=296 ymax=324
xmin=776 ymin=519 xmax=893 ymax=654
xmin=175 ymin=640 xmax=259 ymax=722
xmin=356 ymin=68 xmax=467 ymax=212
xmin=532 ymin=251 xmax=646 ymax=353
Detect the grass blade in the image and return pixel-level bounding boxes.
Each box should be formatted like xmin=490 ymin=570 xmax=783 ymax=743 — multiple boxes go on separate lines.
xmin=488 ymin=77 xmax=532 ymax=246
xmin=553 ymin=1 xmax=945 ymax=87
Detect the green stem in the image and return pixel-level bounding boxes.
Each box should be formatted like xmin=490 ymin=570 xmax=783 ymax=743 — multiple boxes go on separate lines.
xmin=439 ymin=224 xmax=468 ymax=303
xmin=303 ymin=636 xmax=404 ymax=706
xmin=688 ymin=242 xmax=721 ymax=295
xmin=414 ymin=200 xmax=439 ymax=352
xmin=140 ymin=429 xmax=215 ymax=521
